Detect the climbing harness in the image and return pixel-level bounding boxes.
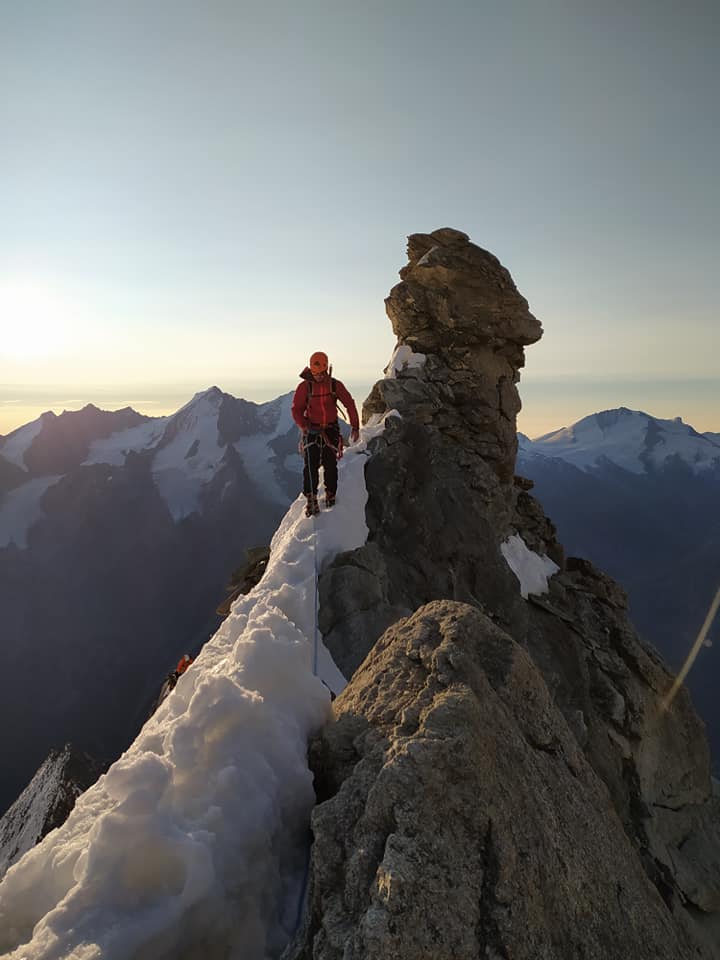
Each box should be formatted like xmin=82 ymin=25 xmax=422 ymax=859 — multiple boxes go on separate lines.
xmin=298 ymin=429 xmax=344 ymax=461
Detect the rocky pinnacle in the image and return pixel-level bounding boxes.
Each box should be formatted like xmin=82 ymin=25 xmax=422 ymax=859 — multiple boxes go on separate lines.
xmin=365 ymin=227 xmax=542 ymax=481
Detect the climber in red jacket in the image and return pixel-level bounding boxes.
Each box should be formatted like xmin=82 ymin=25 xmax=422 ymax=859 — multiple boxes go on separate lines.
xmin=291 ymin=351 xmax=359 ymax=517
xmin=176 ymin=654 xmax=193 ymax=676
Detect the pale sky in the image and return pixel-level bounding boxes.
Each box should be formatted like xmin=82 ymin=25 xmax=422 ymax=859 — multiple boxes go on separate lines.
xmin=1 ymin=0 xmax=718 ymax=437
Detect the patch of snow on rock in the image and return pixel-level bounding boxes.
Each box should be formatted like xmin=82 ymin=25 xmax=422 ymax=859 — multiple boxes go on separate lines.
xmin=500 ymin=533 xmax=559 ymax=599
xmin=0 ymin=476 xmax=61 ymax=549
xmin=415 ymin=245 xmax=439 ymax=266
xmin=0 ymin=412 xmax=397 ymax=960
xmin=384 ymin=343 xmax=427 ymax=378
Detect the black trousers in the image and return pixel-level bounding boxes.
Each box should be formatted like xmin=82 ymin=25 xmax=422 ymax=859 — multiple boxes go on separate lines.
xmin=302 ymin=425 xmax=339 ymax=497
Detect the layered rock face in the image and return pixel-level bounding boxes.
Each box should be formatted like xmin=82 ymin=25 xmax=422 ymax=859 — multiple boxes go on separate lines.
xmin=366 ymin=227 xmax=542 ymax=481
xmin=292 ymin=602 xmax=703 ymax=960
xmin=320 ymin=229 xmax=552 ymax=679
xmin=293 ymin=230 xmax=720 ymax=959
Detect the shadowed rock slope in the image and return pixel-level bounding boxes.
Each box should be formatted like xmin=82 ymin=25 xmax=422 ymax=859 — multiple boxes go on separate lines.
xmin=289 ymin=229 xmax=720 ymax=959
xmin=296 ymin=602 xmax=706 ymax=960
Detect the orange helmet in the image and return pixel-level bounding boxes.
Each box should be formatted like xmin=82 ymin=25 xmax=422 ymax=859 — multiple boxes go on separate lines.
xmin=309 ymin=351 xmax=328 ymax=373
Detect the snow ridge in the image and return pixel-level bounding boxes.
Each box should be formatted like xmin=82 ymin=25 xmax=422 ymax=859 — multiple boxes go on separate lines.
xmin=0 ymin=413 xmax=398 ymax=960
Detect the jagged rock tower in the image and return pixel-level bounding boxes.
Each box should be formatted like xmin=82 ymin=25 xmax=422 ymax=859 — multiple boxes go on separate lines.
xmin=287 ymin=229 xmax=720 ymax=960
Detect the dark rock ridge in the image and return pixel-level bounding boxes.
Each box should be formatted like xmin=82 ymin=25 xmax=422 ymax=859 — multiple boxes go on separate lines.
xmin=0 ymin=744 xmax=107 ymax=880
xmin=291 ymin=230 xmax=720 ymax=959
xmin=518 ymin=414 xmax=720 ymax=765
xmin=0 ymin=456 xmax=25 ymax=498
xmin=22 ymin=405 xmax=149 ymax=476
xmin=216 ymin=545 xmax=271 ymax=616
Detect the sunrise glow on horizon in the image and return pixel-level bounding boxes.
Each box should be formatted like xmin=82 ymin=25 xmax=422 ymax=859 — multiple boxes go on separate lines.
xmin=2 ymin=1 xmax=718 ymax=439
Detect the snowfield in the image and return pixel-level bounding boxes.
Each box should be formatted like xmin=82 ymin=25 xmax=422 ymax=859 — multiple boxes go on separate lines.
xmin=0 ymin=413 xmax=397 ymax=960
xmin=83 ymin=417 xmax=170 ymax=467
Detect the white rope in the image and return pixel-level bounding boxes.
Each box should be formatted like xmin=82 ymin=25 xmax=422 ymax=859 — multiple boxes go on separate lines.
xmin=291 ymin=433 xmax=324 ymax=936
xmin=661 ymin=583 xmax=720 ymax=712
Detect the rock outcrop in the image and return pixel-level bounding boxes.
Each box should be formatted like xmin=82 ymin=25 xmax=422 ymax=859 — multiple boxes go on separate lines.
xmin=294 ymin=230 xmax=720 ymax=959
xmin=289 ymin=602 xmax=706 ymax=960
xmin=216 ymin=545 xmax=271 ymax=616
xmin=366 ymin=226 xmax=541 ymax=481
xmin=0 ymin=744 xmax=106 ymax=880
xmin=321 ymin=229 xmax=552 ymax=679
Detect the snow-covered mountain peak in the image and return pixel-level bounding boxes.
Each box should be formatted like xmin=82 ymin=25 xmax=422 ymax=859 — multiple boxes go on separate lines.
xmin=185 ymin=384 xmax=225 ymax=409
xmin=162 ymin=386 xmax=227 ymax=437
xmin=526 ymin=408 xmax=720 ymax=475
xmin=1 ymin=388 xmax=304 ymax=548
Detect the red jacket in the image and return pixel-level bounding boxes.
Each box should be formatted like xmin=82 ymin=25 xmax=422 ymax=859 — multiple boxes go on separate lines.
xmin=291 ymin=369 xmax=359 ymax=433
xmin=176 ymin=655 xmax=193 ymax=675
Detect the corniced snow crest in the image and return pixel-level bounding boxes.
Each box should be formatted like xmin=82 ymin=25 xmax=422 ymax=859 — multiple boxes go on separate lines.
xmin=0 ymin=413 xmax=398 ymax=960
xmin=500 ymin=534 xmax=559 ymax=599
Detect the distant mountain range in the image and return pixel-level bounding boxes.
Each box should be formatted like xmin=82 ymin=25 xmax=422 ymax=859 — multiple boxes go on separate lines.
xmin=521 ymin=407 xmax=720 ymax=474
xmin=0 ymin=387 xmax=302 ymax=815
xmin=2 ymin=396 xmax=719 ymax=816
xmin=518 ymin=406 xmax=720 ymax=763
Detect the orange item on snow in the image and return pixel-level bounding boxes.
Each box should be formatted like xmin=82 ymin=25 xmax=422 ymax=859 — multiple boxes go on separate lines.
xmin=176 ymin=654 xmax=193 ymax=675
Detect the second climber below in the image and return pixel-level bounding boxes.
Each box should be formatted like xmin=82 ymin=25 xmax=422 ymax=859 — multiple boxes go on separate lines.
xmin=291 ymin=351 xmax=360 ymax=517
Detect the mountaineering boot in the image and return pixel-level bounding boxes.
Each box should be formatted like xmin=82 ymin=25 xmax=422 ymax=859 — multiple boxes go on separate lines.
xmin=325 ymin=493 xmax=336 ymax=508
xmin=305 ymin=495 xmax=320 ymax=518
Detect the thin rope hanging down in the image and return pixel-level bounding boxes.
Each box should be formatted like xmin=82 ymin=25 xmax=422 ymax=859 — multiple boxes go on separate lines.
xmin=661 ymin=583 xmax=720 ymax=713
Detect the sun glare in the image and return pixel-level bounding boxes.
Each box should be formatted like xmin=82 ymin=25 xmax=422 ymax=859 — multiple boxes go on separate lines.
xmin=0 ymin=278 xmax=74 ymax=359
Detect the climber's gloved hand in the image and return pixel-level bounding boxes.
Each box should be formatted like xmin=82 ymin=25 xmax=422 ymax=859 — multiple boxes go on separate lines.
xmin=350 ymin=428 xmax=360 ymax=444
